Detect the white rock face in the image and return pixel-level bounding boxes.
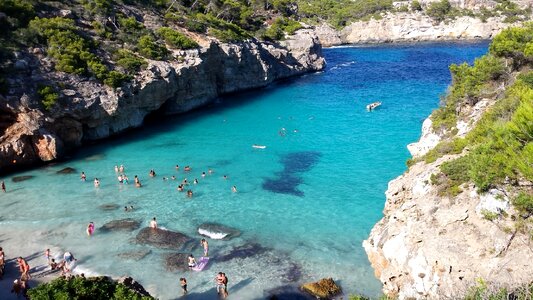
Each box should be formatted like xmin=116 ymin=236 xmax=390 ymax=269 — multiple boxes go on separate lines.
xmin=407 ymin=118 xmax=441 ymax=158
xmin=341 ymin=13 xmax=517 ymax=44
xmin=475 ymin=189 xmax=511 ymax=216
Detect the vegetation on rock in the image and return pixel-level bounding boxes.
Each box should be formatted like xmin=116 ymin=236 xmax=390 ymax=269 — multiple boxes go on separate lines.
xmin=27 ymin=276 xmax=153 ymax=300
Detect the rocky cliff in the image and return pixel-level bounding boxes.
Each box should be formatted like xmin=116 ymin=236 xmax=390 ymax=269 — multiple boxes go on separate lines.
xmin=362 ymin=24 xmax=533 ymax=298
xmin=0 ymin=30 xmax=324 ymax=173
xmin=313 ymin=12 xmax=521 ymax=46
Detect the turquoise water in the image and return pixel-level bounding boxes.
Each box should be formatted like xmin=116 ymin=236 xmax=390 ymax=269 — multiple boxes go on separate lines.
xmin=0 ymin=42 xmax=488 ymax=299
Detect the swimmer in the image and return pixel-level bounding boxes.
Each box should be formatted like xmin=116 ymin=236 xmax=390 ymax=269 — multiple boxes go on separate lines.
xmin=119 ymin=165 xmax=124 ymax=173
xmin=201 ymin=239 xmax=209 ymax=257
xmin=129 ymin=205 xmax=134 ymax=210
xmin=188 ymin=254 xmax=196 ymax=270
xmin=149 ymin=169 xmax=156 ymax=177
xmin=117 ymin=174 xmax=123 ymax=183
xmin=202 ymin=172 xmax=206 ymax=177
xmin=134 ymin=175 xmax=141 ymax=187
xmin=223 ymin=175 xmax=228 ymax=180
xmin=193 ymin=179 xmax=198 ymax=184
xmin=187 ymin=190 xmax=193 ymax=197
xmin=1 ymin=180 xmax=5 ymax=192
xmin=208 ymin=169 xmax=213 ymax=174
xmin=94 ymin=178 xmax=100 ymax=187
xmin=180 ymin=277 xmax=187 ymax=294
xmin=80 ymin=172 xmax=86 ymax=181
xmin=163 ymin=177 xmax=168 ymax=181
xmin=87 ymin=222 xmax=95 ymax=236
xmin=123 ymin=175 xmax=129 ymax=184
xmin=171 ymin=176 xmax=176 ymax=180
xmin=124 ymin=206 xmax=128 ymax=212
xmin=184 ymin=166 xmax=191 ymax=172
xmin=182 ymin=178 xmax=188 ymax=185
xmin=114 ymin=165 xmax=119 ymax=173
xmin=177 ymin=184 xmax=184 ymax=192
xmin=175 ymin=165 xmax=179 ymax=170
xmin=231 ymin=186 xmax=237 ymax=193
xmin=150 ymin=217 xmax=158 ymax=229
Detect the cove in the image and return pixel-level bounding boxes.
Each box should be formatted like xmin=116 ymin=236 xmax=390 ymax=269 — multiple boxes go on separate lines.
xmin=0 ymin=42 xmax=488 ymax=299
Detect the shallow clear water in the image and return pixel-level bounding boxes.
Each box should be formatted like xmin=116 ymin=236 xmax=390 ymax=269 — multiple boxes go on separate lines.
xmin=0 ymin=42 xmax=488 ymax=299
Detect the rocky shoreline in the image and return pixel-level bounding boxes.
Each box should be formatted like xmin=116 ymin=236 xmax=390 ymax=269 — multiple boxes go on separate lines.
xmin=0 ymin=30 xmax=324 ymax=174
xmin=313 ymin=13 xmax=522 ymax=47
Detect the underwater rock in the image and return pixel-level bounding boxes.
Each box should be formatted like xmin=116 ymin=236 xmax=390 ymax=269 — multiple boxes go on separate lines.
xmin=118 ymin=276 xmax=153 ymax=298
xmin=164 ymin=253 xmax=191 ymax=272
xmin=266 ymin=285 xmax=315 ymax=300
xmin=217 ymin=243 xmax=269 ymax=262
xmin=136 ymin=227 xmax=193 ymax=250
xmin=197 ymin=223 xmax=241 ymax=240
xmin=117 ymin=249 xmax=151 ymax=261
xmin=56 ymin=167 xmax=76 ymax=174
xmin=100 ymin=218 xmax=141 ymax=232
xmin=12 ymin=175 xmax=34 ymax=182
xmin=300 ymin=278 xmax=342 ymax=299
xmin=98 ymin=204 xmax=120 ymax=211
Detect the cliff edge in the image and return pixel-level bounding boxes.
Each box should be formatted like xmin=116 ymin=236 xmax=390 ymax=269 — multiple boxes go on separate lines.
xmin=363 ymin=23 xmax=533 ymax=299
xmin=0 ymin=30 xmax=324 ymax=173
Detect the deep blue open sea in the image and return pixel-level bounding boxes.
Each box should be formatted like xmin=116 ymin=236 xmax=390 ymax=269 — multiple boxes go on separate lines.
xmin=0 ymin=42 xmax=488 ymax=299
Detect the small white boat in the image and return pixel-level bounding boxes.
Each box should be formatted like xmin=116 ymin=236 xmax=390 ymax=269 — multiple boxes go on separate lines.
xmin=252 ymin=144 xmax=266 ymax=149
xmin=366 ymin=101 xmax=382 ymax=111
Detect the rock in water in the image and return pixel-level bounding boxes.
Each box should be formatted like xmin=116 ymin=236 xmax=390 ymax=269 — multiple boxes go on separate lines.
xmin=98 ymin=204 xmax=119 ymax=211
xmin=117 ymin=249 xmax=151 ymax=261
xmin=56 ymin=167 xmax=76 ymax=174
xmin=100 ymin=219 xmax=141 ymax=232
xmin=164 ymin=253 xmax=190 ymax=271
xmin=197 ymin=223 xmax=241 ymax=240
xmin=12 ymin=175 xmax=34 ymax=182
xmin=300 ymin=278 xmax=342 ymax=299
xmin=217 ymin=243 xmax=268 ymax=262
xmin=136 ymin=227 xmax=193 ymax=250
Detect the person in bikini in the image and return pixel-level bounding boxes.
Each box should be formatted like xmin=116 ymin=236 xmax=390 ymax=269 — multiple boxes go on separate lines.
xmin=188 ymin=254 xmax=196 ymax=270
xmin=17 ymin=257 xmax=30 ymax=280
xmin=180 ymin=277 xmax=187 ymax=294
xmin=215 ymin=272 xmax=225 ymax=295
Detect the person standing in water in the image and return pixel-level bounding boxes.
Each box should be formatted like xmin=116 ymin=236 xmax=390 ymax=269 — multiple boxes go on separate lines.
xmin=44 ymin=249 xmax=51 ymax=263
xmin=80 ymin=172 xmax=86 ymax=181
xmin=180 ymin=277 xmax=187 ymax=294
xmin=215 ymin=272 xmax=225 ymax=295
xmin=17 ymin=257 xmax=30 ymax=280
xmin=150 ymin=217 xmax=158 ymax=229
xmin=94 ymin=178 xmax=100 ymax=187
xmin=1 ymin=180 xmax=5 ymax=192
xmin=201 ymin=239 xmax=209 ymax=257
xmin=232 ymin=186 xmax=237 ymax=193
xmin=87 ymin=222 xmax=95 ymax=236
xmin=188 ymin=254 xmax=196 ymax=270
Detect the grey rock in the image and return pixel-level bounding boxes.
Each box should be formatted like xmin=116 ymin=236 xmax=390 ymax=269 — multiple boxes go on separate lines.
xmin=136 ymin=227 xmax=194 ymax=250
xmin=118 ymin=276 xmax=153 ymax=298
xmin=56 ymin=167 xmax=76 ymax=174
xmin=99 ymin=203 xmax=120 ymax=211
xmin=100 ymin=218 xmax=141 ymax=232
xmin=117 ymin=249 xmax=151 ymax=261
xmin=14 ymin=60 xmax=29 ymax=71
xmin=217 ymin=243 xmax=269 ymax=262
xmin=164 ymin=252 xmax=190 ymax=272
xmin=12 ymin=175 xmax=34 ymax=182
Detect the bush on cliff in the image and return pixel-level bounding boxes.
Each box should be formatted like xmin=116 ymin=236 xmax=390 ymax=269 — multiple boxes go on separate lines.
xmin=263 ymin=17 xmax=303 ymax=40
xmin=157 ymin=27 xmax=199 ymax=49
xmin=27 ymin=276 xmax=153 ymax=300
xmin=38 ymin=85 xmax=59 ymax=111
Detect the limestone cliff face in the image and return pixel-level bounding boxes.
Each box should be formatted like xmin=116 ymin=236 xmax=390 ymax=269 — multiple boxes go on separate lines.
xmin=363 ymin=93 xmax=532 ymax=298
xmin=0 ymin=30 xmax=324 ymax=173
xmin=341 ymin=13 xmax=517 ymax=44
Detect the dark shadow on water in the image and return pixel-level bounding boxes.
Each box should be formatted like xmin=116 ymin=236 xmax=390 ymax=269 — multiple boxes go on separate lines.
xmin=171 ymin=288 xmax=219 ymax=300
xmin=262 ymin=151 xmax=321 ymax=197
xmin=229 ymin=277 xmax=254 ymax=294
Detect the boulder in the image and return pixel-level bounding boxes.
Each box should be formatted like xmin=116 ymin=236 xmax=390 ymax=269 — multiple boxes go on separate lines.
xmin=266 ymin=285 xmax=315 ymax=300
xmin=100 ymin=218 xmax=141 ymax=232
xmin=136 ymin=227 xmax=193 ymax=250
xmin=197 ymin=223 xmax=241 ymax=240
xmin=300 ymin=278 xmax=342 ymax=300
xmin=56 ymin=167 xmax=76 ymax=174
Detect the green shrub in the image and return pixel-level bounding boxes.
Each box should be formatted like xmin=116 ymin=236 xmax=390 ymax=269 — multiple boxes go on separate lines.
xmin=104 ymin=71 xmax=131 ymax=88
xmin=157 ymin=27 xmax=198 ymax=49
xmin=489 ymin=22 xmax=533 ymax=60
xmin=0 ymin=0 xmax=35 ymax=30
xmin=27 ymin=276 xmax=153 ymax=300
xmin=426 ymin=0 xmax=453 ymax=22
xmin=513 ymin=192 xmax=533 ymax=215
xmin=137 ymin=34 xmax=168 ymax=60
xmin=38 ymin=85 xmax=59 ymax=111
xmin=263 ymin=17 xmax=302 ymax=41
xmin=481 ymin=209 xmax=499 ymax=221
xmin=115 ymin=49 xmax=146 ymax=72
xmin=411 ymin=0 xmax=422 ymax=11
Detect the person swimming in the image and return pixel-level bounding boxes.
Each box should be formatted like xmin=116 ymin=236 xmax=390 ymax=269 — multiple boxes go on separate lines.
xmin=187 ymin=190 xmax=193 ymax=197
xmin=184 ymin=166 xmax=191 ymax=172
xmin=149 ymin=169 xmax=156 ymax=177
xmin=119 ymin=165 xmax=125 ymax=173
xmin=231 ymin=186 xmax=237 ymax=193
xmin=201 ymin=172 xmax=206 ymax=177
xmin=94 ymin=178 xmax=100 ymax=187
xmin=134 ymin=175 xmax=141 ymax=187
xmin=177 ymin=184 xmax=184 ymax=192
xmin=80 ymin=172 xmax=86 ymax=181
xmin=117 ymin=174 xmax=123 ymax=183
xmin=193 ymin=179 xmax=198 ymax=184
xmin=175 ymin=165 xmax=179 ymax=170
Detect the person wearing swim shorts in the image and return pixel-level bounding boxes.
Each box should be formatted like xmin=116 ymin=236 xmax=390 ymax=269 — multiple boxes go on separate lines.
xmin=215 ymin=272 xmax=225 ymax=295
xmin=180 ymin=277 xmax=187 ymax=294
xmin=201 ymin=239 xmax=209 ymax=257
xmin=188 ymin=254 xmax=196 ymax=270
